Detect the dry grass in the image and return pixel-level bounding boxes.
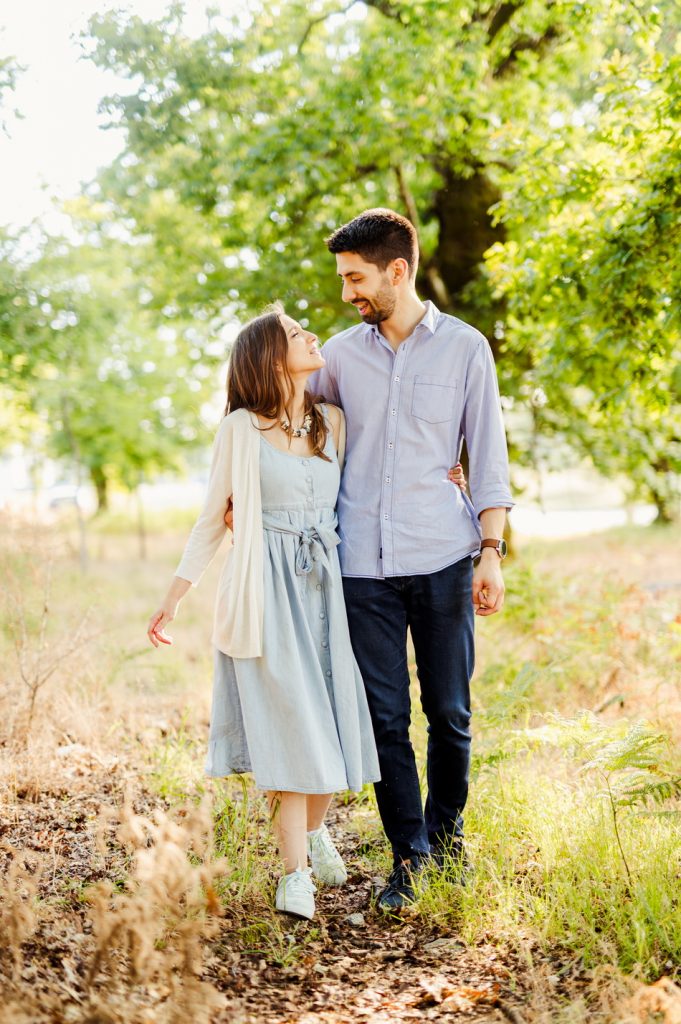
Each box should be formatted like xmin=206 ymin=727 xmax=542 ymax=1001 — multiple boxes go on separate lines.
xmin=0 ymin=790 xmax=227 ymax=1023
xmin=0 ymin=509 xmax=679 ymax=1023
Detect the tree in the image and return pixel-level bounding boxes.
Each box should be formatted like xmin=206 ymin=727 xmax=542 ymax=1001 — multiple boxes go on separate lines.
xmin=486 ymin=35 xmax=681 ymax=519
xmin=0 ymin=53 xmax=21 ymax=134
xmin=82 ymin=0 xmax=606 ymax=339
xmin=1 ymin=203 xmax=223 ymax=511
xmin=79 ymin=0 xmax=679 ymax=513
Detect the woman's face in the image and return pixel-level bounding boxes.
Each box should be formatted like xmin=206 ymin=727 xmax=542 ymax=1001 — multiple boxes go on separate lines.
xmin=279 ymin=314 xmax=325 ymax=377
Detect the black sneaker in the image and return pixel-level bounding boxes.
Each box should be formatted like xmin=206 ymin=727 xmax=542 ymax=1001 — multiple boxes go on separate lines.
xmin=376 ymin=857 xmax=426 ymax=911
xmin=430 ymin=836 xmax=471 ymax=884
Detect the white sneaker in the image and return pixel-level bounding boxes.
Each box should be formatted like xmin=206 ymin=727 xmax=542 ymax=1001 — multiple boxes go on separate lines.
xmin=275 ymin=868 xmax=316 ymax=919
xmin=307 ymin=823 xmax=348 ymax=885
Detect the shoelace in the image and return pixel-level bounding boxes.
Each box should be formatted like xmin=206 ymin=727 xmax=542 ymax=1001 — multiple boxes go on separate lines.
xmin=309 ymin=825 xmax=335 ymax=853
xmin=284 ymin=870 xmax=317 ymax=896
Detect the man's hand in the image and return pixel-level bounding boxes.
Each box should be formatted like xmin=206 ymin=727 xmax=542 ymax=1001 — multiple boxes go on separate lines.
xmin=472 ymin=551 xmax=505 ymax=616
xmin=224 ymin=497 xmax=234 ymax=532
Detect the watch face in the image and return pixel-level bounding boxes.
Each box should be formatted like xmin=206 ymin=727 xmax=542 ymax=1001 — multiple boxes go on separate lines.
xmin=499 ymin=538 xmax=508 ymax=558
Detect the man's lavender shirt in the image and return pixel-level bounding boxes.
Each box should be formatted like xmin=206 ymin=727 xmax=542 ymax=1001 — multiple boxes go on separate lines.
xmin=308 ymin=301 xmax=514 ymax=579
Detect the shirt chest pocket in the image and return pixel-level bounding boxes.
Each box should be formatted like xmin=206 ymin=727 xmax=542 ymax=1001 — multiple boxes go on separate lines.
xmin=411 ymin=375 xmax=458 ymax=423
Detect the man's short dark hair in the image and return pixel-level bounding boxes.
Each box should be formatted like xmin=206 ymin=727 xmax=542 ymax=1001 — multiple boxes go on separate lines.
xmin=326 ymin=208 xmax=419 ymax=277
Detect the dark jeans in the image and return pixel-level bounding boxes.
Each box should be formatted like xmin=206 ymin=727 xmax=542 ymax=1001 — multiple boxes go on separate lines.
xmin=343 ymin=557 xmax=475 ymax=865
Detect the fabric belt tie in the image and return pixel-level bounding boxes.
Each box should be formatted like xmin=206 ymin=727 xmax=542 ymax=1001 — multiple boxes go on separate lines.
xmin=263 ymin=520 xmax=340 ymax=576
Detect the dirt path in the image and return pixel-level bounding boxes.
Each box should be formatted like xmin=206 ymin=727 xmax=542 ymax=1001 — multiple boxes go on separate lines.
xmin=210 ymin=802 xmax=529 ymax=1024
xmin=0 ymin=759 xmax=531 ymax=1024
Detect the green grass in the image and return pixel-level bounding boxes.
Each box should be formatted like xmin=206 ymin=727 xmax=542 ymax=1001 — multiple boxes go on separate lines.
xmin=7 ymin=516 xmax=678 ymax=997
xmin=336 ymin=526 xmax=681 ymax=983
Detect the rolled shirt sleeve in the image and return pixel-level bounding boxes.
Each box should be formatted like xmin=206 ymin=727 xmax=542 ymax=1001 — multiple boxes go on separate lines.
xmin=462 ymin=337 xmax=514 ymax=519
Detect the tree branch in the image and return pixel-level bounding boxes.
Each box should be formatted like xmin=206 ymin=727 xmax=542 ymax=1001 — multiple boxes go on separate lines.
xmin=493 ymin=24 xmax=560 ymax=77
xmin=362 ymin=0 xmax=409 ymax=25
xmin=394 ymin=163 xmax=420 ymax=229
xmin=297 ymin=1 xmax=361 ymax=53
xmin=486 ymin=1 xmax=525 ymax=41
xmin=393 ymin=163 xmax=452 ymax=308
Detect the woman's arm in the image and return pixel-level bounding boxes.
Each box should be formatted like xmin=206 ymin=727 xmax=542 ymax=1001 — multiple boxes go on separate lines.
xmin=148 ymin=415 xmax=235 ymax=647
xmin=174 ymin=415 xmax=234 ymax=585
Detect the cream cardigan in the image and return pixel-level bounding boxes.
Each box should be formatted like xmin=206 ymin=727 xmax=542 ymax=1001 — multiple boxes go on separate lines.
xmin=175 ymin=406 xmax=345 ymax=658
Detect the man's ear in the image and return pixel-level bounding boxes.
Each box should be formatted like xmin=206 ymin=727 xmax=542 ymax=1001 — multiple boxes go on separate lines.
xmin=391 ymin=258 xmax=409 ymax=286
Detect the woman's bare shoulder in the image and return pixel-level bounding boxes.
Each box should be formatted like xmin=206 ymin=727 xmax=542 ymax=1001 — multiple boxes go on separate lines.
xmin=321 ymin=403 xmax=344 ymax=453
xmin=322 ymin=403 xmax=344 ymax=427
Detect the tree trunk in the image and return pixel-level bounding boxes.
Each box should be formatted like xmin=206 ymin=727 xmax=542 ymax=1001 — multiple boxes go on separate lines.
xmin=136 ymin=482 xmax=147 ymax=560
xmin=90 ymin=464 xmax=109 ymax=514
xmin=651 ymin=489 xmax=679 ymax=525
xmin=419 ymin=165 xmax=506 ymax=354
xmin=417 ymin=165 xmax=516 ymax=548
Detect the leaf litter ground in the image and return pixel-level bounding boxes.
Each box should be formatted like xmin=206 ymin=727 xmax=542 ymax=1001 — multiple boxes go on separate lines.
xmin=0 ymin=755 xmax=530 ymax=1024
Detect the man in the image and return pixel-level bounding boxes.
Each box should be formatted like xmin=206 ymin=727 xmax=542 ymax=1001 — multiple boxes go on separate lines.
xmin=307 ymin=208 xmax=513 ymax=910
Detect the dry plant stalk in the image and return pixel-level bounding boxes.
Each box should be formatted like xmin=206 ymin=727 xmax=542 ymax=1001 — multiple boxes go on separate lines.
xmin=0 ymin=856 xmax=38 ymax=982
xmin=87 ymin=794 xmax=227 ymax=1023
xmin=2 ymin=554 xmax=99 ymax=743
xmin=631 ymin=977 xmax=681 ymax=1024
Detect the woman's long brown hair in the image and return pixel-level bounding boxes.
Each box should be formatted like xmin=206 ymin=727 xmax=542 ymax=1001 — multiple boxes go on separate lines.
xmin=225 ymin=302 xmax=330 ymax=461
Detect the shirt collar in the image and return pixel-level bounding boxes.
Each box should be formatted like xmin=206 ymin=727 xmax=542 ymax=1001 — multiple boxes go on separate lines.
xmin=367 ymin=300 xmax=440 ymax=343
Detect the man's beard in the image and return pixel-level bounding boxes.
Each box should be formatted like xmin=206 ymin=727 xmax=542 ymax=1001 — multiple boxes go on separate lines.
xmin=356 ymin=282 xmax=396 ymax=325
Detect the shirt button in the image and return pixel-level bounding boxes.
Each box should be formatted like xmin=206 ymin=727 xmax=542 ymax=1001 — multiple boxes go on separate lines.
xmin=385 ymin=476 xmax=391 ymax=483
xmin=394 ymin=376 xmax=400 ymax=382
xmin=384 ymin=513 xmax=389 ymax=520
xmin=316 ymin=584 xmax=322 ymax=591
xmin=302 ymin=459 xmax=309 ymax=466
xmin=391 ymin=409 xmax=396 ymax=415
xmin=321 ymin=640 xmax=328 ymax=648
xmin=319 ymin=612 xmax=326 ymax=620
xmin=325 ymin=670 xmax=332 ymax=678
xmin=388 ymin=442 xmax=393 ymax=450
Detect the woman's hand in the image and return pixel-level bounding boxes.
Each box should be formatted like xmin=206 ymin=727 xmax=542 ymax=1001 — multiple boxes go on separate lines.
xmin=147 ymin=604 xmax=177 ymax=647
xmin=224 ymin=497 xmax=234 ymax=532
xmin=448 ymin=463 xmax=467 ymax=491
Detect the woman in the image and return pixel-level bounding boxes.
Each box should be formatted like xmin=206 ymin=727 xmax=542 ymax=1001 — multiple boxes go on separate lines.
xmin=147 ymin=304 xmax=381 ymax=921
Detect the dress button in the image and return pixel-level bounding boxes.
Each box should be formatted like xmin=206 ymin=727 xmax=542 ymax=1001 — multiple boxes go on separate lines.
xmin=325 ymin=670 xmax=332 ymax=678
xmin=316 ymin=584 xmax=322 ymax=591
xmin=321 ymin=640 xmax=328 ymax=648
xmin=319 ymin=612 xmax=325 ymax=620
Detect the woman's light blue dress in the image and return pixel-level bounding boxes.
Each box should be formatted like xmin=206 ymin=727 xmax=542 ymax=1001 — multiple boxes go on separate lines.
xmin=207 ymin=410 xmax=380 ymax=793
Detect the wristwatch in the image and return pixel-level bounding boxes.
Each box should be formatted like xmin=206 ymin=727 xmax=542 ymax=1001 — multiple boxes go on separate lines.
xmin=480 ymin=538 xmax=507 ymax=560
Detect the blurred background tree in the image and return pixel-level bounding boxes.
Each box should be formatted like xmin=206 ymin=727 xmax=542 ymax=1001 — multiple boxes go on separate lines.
xmin=1 ymin=1 xmax=679 ymax=518
xmin=1 ymin=204 xmax=221 ymax=511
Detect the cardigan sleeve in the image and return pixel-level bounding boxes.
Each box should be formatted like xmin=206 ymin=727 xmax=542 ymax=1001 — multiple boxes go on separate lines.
xmin=175 ymin=416 xmax=234 ymax=585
